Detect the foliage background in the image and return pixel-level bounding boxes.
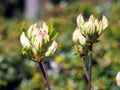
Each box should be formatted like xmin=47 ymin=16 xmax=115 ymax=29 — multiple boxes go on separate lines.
xmin=0 ymin=0 xmax=120 ymax=90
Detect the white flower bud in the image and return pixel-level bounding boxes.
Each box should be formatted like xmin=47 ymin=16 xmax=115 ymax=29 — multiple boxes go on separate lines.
xmin=20 ymin=32 xmax=30 ymax=48
xmin=73 ymin=28 xmax=81 ymax=43
xmin=116 ymin=71 xmax=120 ymax=87
xmin=45 ymin=41 xmax=57 ymax=56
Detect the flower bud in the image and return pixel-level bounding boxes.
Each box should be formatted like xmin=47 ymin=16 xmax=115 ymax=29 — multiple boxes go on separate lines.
xmin=78 ymin=32 xmax=86 ymax=46
xmin=30 ymin=23 xmax=49 ymax=50
xmin=75 ymin=14 xmax=108 ymax=44
xmin=27 ymin=24 xmax=35 ymax=38
xmin=45 ymin=40 xmax=57 ymax=56
xmin=77 ymin=14 xmax=85 ymax=30
xmin=96 ymin=21 xmax=103 ymax=35
xmin=43 ymin=22 xmax=48 ymax=33
xmin=116 ymin=71 xmax=120 ymax=87
xmin=102 ymin=15 xmax=108 ymax=30
xmin=84 ymin=20 xmax=95 ymax=36
xmin=20 ymin=22 xmax=58 ymax=61
xmin=73 ymin=28 xmax=81 ymax=43
xmin=20 ymin=32 xmax=30 ymax=48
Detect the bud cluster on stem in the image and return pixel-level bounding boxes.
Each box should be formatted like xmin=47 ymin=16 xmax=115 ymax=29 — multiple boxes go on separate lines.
xmin=20 ymin=22 xmax=58 ymax=62
xmin=20 ymin=22 xmax=58 ymax=90
xmin=73 ymin=14 xmax=108 ymax=90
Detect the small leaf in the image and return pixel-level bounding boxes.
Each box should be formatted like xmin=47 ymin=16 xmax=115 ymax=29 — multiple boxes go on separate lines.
xmin=51 ymin=32 xmax=58 ymax=41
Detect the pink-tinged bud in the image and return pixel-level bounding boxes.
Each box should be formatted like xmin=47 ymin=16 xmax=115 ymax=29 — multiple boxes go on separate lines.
xmin=116 ymin=71 xmax=120 ymax=87
xmin=20 ymin=32 xmax=30 ymax=48
xmin=32 ymin=32 xmax=43 ymax=50
xmin=29 ymin=23 xmax=49 ymax=50
xmin=102 ymin=15 xmax=108 ymax=30
xmin=77 ymin=14 xmax=85 ymax=30
xmin=45 ymin=40 xmax=57 ymax=56
xmin=72 ymin=28 xmax=81 ymax=43
xmin=43 ymin=31 xmax=49 ymax=43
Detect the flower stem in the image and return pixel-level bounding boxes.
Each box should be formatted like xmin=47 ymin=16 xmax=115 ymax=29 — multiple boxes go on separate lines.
xmin=81 ymin=56 xmax=90 ymax=82
xmin=39 ymin=61 xmax=51 ymax=90
xmin=88 ymin=43 xmax=93 ymax=90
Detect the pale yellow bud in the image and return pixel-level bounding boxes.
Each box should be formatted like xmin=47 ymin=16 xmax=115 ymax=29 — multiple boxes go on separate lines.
xmin=89 ymin=15 xmax=95 ymax=21
xmin=27 ymin=23 xmax=37 ymax=38
xmin=43 ymin=22 xmax=48 ymax=33
xmin=84 ymin=20 xmax=95 ymax=35
xmin=102 ymin=15 xmax=108 ymax=30
xmin=77 ymin=14 xmax=85 ymax=30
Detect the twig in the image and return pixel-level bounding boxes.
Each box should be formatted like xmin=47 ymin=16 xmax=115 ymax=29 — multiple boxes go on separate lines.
xmin=88 ymin=43 xmax=93 ymax=90
xmin=39 ymin=61 xmax=51 ymax=90
xmin=81 ymin=56 xmax=90 ymax=82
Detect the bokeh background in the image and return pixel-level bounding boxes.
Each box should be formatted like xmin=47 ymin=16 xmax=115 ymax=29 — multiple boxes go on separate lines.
xmin=0 ymin=0 xmax=120 ymax=90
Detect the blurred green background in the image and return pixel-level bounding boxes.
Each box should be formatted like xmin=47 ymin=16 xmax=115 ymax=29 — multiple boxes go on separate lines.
xmin=0 ymin=0 xmax=120 ymax=90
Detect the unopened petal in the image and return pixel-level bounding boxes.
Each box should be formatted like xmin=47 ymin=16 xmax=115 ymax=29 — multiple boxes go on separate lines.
xmin=43 ymin=22 xmax=48 ymax=33
xmin=20 ymin=32 xmax=30 ymax=48
xmin=45 ymin=41 xmax=57 ymax=56
xmin=73 ymin=28 xmax=81 ymax=43
xmin=102 ymin=15 xmax=108 ymax=30
xmin=77 ymin=14 xmax=85 ymax=30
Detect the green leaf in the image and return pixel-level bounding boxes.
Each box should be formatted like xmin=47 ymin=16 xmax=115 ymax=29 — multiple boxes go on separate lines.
xmin=51 ymin=32 xmax=59 ymax=41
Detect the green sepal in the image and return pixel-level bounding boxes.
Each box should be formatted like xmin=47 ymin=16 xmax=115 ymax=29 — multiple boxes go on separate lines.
xmin=21 ymin=48 xmax=32 ymax=57
xmin=20 ymin=22 xmax=26 ymax=35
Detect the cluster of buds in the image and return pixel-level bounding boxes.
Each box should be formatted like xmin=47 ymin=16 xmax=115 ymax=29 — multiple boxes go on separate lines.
xmin=20 ymin=22 xmax=58 ymax=62
xmin=73 ymin=14 xmax=108 ymax=56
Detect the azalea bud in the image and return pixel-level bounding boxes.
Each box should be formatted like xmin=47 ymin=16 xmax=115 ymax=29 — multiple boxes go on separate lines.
xmin=20 ymin=32 xmax=30 ymax=48
xmin=84 ymin=20 xmax=95 ymax=36
xmin=96 ymin=21 xmax=103 ymax=35
xmin=116 ymin=71 xmax=120 ymax=87
xmin=89 ymin=15 xmax=95 ymax=21
xmin=78 ymin=32 xmax=86 ymax=46
xmin=27 ymin=24 xmax=35 ymax=38
xmin=45 ymin=40 xmax=57 ymax=56
xmin=30 ymin=23 xmax=49 ymax=50
xmin=75 ymin=14 xmax=108 ymax=44
xmin=43 ymin=22 xmax=48 ymax=33
xmin=73 ymin=28 xmax=81 ymax=43
xmin=20 ymin=22 xmax=58 ymax=62
xmin=77 ymin=14 xmax=85 ymax=30
xmin=102 ymin=15 xmax=108 ymax=30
